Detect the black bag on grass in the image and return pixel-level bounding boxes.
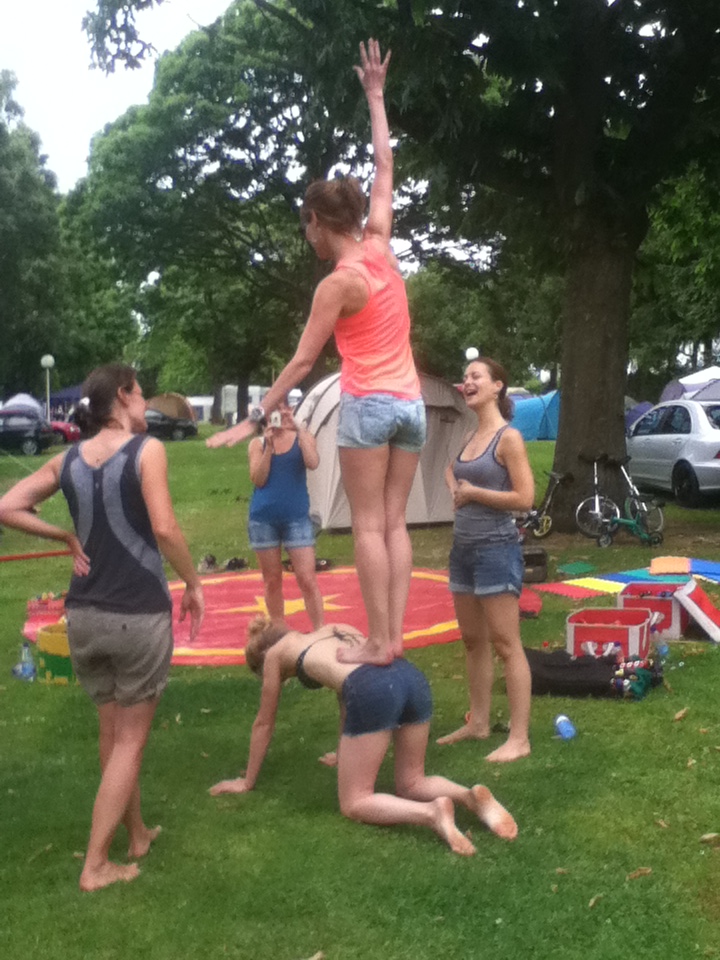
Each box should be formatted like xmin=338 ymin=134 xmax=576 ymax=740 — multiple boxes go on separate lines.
xmin=525 ymin=647 xmax=663 ymax=699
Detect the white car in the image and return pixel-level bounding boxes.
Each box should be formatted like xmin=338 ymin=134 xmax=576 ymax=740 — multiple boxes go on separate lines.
xmin=626 ymin=399 xmax=720 ymax=506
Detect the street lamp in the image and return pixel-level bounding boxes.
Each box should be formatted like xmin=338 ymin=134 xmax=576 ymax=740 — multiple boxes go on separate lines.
xmin=465 ymin=347 xmax=480 ymax=361
xmin=40 ymin=354 xmax=55 ymax=420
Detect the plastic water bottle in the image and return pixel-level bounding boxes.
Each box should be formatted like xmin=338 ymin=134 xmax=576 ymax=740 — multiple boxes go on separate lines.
xmin=11 ymin=641 xmax=36 ymax=682
xmin=554 ymin=714 xmax=576 ymax=740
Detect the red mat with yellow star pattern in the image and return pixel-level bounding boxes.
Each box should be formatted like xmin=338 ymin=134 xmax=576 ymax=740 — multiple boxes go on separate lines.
xmin=23 ymin=567 xmax=542 ymax=667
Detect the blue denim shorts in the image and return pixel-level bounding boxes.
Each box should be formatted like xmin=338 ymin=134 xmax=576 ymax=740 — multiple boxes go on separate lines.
xmin=248 ymin=515 xmax=316 ymax=551
xmin=341 ymin=658 xmax=433 ymax=737
xmin=448 ymin=540 xmax=524 ymax=598
xmin=337 ymin=393 xmax=427 ymax=453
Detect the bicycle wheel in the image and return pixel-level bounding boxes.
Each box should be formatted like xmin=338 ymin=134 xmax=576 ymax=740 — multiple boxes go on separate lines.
xmin=624 ymin=496 xmax=664 ymax=534
xmin=532 ymin=514 xmax=553 ymax=539
xmin=575 ymin=496 xmax=621 ymax=538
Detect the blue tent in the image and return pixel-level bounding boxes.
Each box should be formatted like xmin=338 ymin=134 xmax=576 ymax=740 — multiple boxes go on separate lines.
xmin=510 ymin=391 xmax=560 ymax=441
xmin=50 ymin=384 xmax=82 ymax=404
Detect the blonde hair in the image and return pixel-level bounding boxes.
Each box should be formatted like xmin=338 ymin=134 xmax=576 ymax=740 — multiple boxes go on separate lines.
xmin=244 ymin=616 xmax=290 ymax=675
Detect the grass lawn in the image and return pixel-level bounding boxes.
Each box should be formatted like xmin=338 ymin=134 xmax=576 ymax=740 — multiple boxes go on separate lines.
xmin=1 ymin=435 xmax=720 ymax=960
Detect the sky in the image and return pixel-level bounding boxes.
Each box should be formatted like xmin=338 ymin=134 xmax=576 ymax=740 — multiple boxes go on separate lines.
xmin=1 ymin=0 xmax=231 ymax=193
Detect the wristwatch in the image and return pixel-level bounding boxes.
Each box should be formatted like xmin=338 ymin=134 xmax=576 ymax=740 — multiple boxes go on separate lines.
xmin=248 ymin=405 xmax=267 ymax=429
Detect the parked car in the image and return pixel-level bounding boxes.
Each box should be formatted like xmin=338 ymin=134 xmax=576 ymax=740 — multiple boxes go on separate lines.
xmin=144 ymin=408 xmax=198 ymax=441
xmin=626 ymin=399 xmax=720 ymax=506
xmin=51 ymin=420 xmax=81 ymax=444
xmin=0 ymin=408 xmax=56 ymax=456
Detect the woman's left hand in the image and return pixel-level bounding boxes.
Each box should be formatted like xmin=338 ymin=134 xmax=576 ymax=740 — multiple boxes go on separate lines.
xmin=67 ymin=534 xmax=91 ymax=577
xmin=354 ymin=38 xmax=390 ymax=96
xmin=209 ymin=777 xmax=251 ymax=796
xmin=453 ymin=479 xmax=480 ymax=508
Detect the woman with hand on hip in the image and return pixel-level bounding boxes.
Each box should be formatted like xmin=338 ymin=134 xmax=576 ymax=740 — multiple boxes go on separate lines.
xmin=437 ymin=357 xmax=534 ymax=763
xmin=207 ymin=40 xmax=425 ymax=667
xmin=248 ymin=399 xmax=324 ymax=629
xmin=209 ymin=616 xmax=518 ymax=854
xmin=0 ymin=363 xmax=204 ymax=890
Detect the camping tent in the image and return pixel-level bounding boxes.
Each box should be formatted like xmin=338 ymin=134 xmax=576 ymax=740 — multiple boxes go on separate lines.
xmin=510 ymin=391 xmax=560 ymax=441
xmin=2 ymin=393 xmax=43 ymax=414
xmin=659 ymin=366 xmax=720 ymax=402
xmin=146 ymin=392 xmax=197 ymax=420
xmin=294 ymin=372 xmax=476 ymax=531
xmin=688 ymin=380 xmax=720 ymax=402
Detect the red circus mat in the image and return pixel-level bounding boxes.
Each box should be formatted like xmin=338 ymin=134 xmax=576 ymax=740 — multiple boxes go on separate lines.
xmin=23 ymin=567 xmax=542 ymax=667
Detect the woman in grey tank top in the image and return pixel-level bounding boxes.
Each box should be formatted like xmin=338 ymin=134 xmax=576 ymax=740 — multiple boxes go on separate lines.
xmin=437 ymin=358 xmax=535 ymax=763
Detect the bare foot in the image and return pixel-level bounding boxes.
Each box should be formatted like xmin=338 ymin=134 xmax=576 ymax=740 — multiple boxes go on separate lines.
xmin=128 ymin=825 xmax=161 ymax=860
xmin=318 ymin=752 xmax=338 ymax=767
xmin=79 ymin=861 xmax=140 ymax=892
xmin=391 ymin=641 xmax=404 ymax=659
xmin=431 ymin=797 xmax=476 ymax=856
xmin=485 ymin=739 xmax=531 ymax=763
xmin=468 ymin=785 xmax=518 ymax=840
xmin=209 ymin=777 xmax=251 ymax=795
xmin=436 ymin=723 xmax=490 ymax=746
xmin=336 ymin=643 xmax=393 ymax=666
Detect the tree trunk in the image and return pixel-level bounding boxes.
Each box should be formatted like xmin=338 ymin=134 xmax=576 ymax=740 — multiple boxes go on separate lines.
xmin=549 ymin=227 xmax=637 ymax=531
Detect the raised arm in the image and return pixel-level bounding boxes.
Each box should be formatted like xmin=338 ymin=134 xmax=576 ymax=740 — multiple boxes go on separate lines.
xmin=356 ymin=38 xmax=393 ymax=243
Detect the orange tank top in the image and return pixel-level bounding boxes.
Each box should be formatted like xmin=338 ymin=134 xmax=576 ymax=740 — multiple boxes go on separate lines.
xmin=333 ymin=239 xmax=421 ymax=399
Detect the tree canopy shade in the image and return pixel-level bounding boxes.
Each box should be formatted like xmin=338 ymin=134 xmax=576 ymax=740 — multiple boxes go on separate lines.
xmin=82 ymin=0 xmax=720 ymax=523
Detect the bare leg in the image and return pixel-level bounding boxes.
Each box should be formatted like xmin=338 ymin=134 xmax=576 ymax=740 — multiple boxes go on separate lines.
xmin=255 ymin=547 xmax=285 ymax=623
xmin=394 ymin=723 xmax=517 ymax=840
xmin=286 ymin=545 xmax=324 ymax=629
xmin=337 ymin=446 xmax=419 ymax=664
xmin=80 ymin=700 xmax=158 ymax=891
xmin=480 ymin=594 xmax=531 ymax=763
xmin=98 ymin=705 xmax=160 ymax=859
xmin=437 ymin=594 xmax=494 ymax=744
xmin=337 ymin=725 xmax=475 ymax=856
xmin=383 ymin=447 xmax=421 ymax=657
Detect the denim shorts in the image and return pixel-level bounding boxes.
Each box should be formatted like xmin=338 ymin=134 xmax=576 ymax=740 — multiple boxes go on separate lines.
xmin=341 ymin=658 xmax=433 ymax=737
xmin=248 ymin=515 xmax=316 ymax=551
xmin=66 ymin=607 xmax=173 ymax=707
xmin=448 ymin=540 xmax=524 ymax=598
xmin=337 ymin=393 xmax=426 ymax=453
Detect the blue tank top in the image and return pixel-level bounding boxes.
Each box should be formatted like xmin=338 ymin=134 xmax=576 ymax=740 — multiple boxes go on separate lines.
xmin=249 ymin=436 xmax=311 ymax=523
xmin=60 ymin=435 xmax=172 ymax=613
xmin=452 ymin=426 xmax=518 ymax=544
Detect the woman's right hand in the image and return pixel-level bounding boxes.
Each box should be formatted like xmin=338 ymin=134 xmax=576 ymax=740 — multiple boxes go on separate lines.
xmin=67 ymin=534 xmax=91 ymax=577
xmin=354 ymin=38 xmax=390 ymax=97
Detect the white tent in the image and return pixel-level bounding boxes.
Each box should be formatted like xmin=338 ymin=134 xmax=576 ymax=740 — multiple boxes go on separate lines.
xmin=3 ymin=392 xmax=43 ymax=414
xmin=660 ymin=366 xmax=720 ymax=402
xmin=295 ymin=373 xmax=476 ymax=531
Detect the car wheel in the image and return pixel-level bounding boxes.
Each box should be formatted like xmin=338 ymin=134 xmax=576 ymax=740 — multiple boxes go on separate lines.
xmin=672 ymin=463 xmax=701 ymax=508
xmin=21 ymin=438 xmax=39 ymax=456
xmin=171 ymin=427 xmax=186 ymax=441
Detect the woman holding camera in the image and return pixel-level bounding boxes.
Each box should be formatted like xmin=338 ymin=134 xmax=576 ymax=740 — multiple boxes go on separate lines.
xmin=248 ymin=400 xmax=324 ymax=629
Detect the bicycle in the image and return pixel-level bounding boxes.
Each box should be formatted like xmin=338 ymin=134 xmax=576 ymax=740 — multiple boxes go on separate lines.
xmin=575 ymin=454 xmax=664 ymax=547
xmin=517 ymin=470 xmax=573 ymax=539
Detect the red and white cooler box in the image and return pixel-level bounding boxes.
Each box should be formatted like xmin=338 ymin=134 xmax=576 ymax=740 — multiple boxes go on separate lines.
xmin=566 ymin=607 xmax=651 ymax=659
xmin=617 ymin=582 xmax=689 ymax=641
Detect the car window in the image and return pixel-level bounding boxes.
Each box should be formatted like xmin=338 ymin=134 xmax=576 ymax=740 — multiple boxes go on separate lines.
xmin=702 ymin=405 xmax=720 ymax=430
xmin=659 ymin=405 xmax=691 ymax=435
xmin=633 ymin=408 xmax=665 ymax=436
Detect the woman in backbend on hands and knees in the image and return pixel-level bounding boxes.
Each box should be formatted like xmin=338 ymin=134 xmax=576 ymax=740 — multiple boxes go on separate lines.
xmin=0 ymin=364 xmax=204 ymax=891
xmin=207 ymin=39 xmax=425 ymax=667
xmin=209 ymin=617 xmax=518 ymax=854
xmin=248 ymin=399 xmax=324 ymax=629
xmin=437 ymin=357 xmax=534 ymax=763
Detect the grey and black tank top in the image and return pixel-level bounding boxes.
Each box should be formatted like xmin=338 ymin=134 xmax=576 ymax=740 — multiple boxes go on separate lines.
xmin=452 ymin=426 xmax=519 ymax=545
xmin=60 ymin=434 xmax=172 ymax=614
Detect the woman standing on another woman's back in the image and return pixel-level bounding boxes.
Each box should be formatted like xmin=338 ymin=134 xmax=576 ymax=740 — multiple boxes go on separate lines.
xmin=437 ymin=358 xmax=534 ymax=763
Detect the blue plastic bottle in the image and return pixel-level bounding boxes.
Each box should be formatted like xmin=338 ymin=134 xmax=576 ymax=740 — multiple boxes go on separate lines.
xmin=11 ymin=641 xmax=36 ymax=682
xmin=554 ymin=714 xmax=576 ymax=740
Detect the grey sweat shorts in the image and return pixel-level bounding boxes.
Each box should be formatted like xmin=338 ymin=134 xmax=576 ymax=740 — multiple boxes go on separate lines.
xmin=65 ymin=607 xmax=173 ymax=707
